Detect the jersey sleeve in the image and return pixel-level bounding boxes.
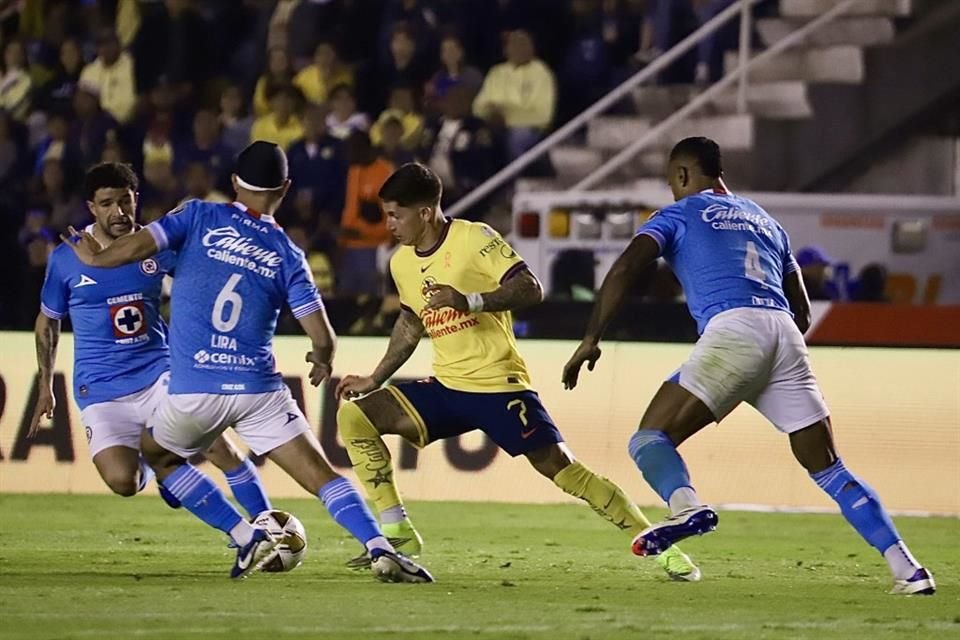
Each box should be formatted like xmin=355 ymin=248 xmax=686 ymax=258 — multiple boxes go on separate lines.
xmin=39 ymin=250 xmax=68 ymax=320
xmin=780 ymin=225 xmax=800 ymax=275
xmin=636 ymin=202 xmax=686 ymax=256
xmin=285 ymin=247 xmax=324 ymax=319
xmin=469 ymin=222 xmax=527 ymax=284
xmin=156 ymin=249 xmax=178 ymax=276
xmin=147 ymin=200 xmax=196 ymax=252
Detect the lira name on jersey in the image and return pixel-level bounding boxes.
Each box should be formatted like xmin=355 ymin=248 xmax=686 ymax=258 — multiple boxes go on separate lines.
xmin=147 ymin=200 xmax=323 ymax=395
xmin=40 ymin=241 xmax=174 ymax=409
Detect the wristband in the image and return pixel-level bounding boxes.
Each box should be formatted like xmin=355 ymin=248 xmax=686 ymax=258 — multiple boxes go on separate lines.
xmin=466 ymin=292 xmax=484 ymax=313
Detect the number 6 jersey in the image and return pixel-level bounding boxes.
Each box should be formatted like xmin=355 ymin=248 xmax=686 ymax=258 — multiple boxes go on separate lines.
xmin=636 ymin=188 xmax=799 ymax=334
xmin=146 ymin=200 xmax=323 ymax=395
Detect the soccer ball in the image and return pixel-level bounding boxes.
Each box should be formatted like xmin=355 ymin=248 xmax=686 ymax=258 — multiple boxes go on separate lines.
xmin=251 ymin=509 xmax=307 ymax=572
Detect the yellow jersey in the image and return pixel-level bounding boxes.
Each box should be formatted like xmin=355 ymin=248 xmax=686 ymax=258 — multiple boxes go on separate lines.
xmin=390 ymin=219 xmax=532 ymax=393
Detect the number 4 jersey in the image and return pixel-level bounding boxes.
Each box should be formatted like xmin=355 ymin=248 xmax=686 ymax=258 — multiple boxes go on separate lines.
xmin=40 ymin=229 xmax=174 ymax=409
xmin=146 ymin=200 xmax=323 ymax=395
xmin=637 ymin=188 xmax=800 ymax=334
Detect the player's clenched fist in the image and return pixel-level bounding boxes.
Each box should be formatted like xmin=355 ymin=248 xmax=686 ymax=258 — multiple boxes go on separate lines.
xmin=336 ymin=374 xmax=378 ymax=400
xmin=423 ymin=284 xmax=468 ymax=312
xmin=561 ymin=341 xmax=602 ymax=390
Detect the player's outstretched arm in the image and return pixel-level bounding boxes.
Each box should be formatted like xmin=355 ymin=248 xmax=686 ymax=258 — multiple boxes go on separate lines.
xmin=335 ymin=308 xmax=424 ymax=400
xmin=298 ymin=309 xmax=337 ymax=387
xmin=60 ymin=226 xmax=159 ymax=268
xmin=29 ymin=312 xmax=60 ymax=437
xmin=783 ymin=270 xmax=812 ymax=334
xmin=562 ymin=234 xmax=659 ymax=390
xmin=423 ymin=268 xmax=544 ymax=314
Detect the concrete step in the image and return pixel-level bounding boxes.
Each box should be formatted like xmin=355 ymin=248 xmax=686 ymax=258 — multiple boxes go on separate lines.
xmin=756 ymin=16 xmax=896 ymax=48
xmin=549 ymin=145 xmax=605 ymax=182
xmin=631 ymin=85 xmax=700 ymax=120
xmin=712 ymin=81 xmax=813 ymax=119
xmin=724 ymin=46 xmax=864 ymax=83
xmin=780 ymin=0 xmax=912 ymax=18
xmin=586 ymin=116 xmax=652 ymax=150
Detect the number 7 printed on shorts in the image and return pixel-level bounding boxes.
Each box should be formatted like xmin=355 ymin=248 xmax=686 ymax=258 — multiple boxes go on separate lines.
xmin=507 ymin=399 xmax=536 ymax=439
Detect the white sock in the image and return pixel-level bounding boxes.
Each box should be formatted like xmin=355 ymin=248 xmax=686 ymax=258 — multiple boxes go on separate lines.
xmin=883 ymin=540 xmax=921 ymax=580
xmin=365 ymin=535 xmax=393 ymax=555
xmin=668 ymin=487 xmax=701 ymax=514
xmin=380 ymin=505 xmax=407 ymax=525
xmin=230 ymin=520 xmax=256 ymax=547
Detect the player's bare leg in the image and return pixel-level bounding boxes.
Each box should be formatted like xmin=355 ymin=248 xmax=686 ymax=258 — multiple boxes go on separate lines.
xmin=268 ymin=430 xmax=433 ymax=583
xmin=525 ymin=442 xmax=701 ymax=581
xmin=338 ymin=389 xmax=425 ymax=557
xmin=790 ymin=418 xmax=935 ymax=595
xmin=92 ymin=445 xmax=147 ymax=497
xmin=628 ymin=381 xmax=719 ymax=556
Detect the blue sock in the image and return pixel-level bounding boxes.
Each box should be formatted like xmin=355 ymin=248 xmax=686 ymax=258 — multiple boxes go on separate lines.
xmin=628 ymin=429 xmax=694 ymax=503
xmin=223 ymin=458 xmax=271 ymax=517
xmin=161 ymin=464 xmax=244 ymax=535
xmin=811 ymin=458 xmax=900 ymax=554
xmin=318 ymin=477 xmax=382 ymax=546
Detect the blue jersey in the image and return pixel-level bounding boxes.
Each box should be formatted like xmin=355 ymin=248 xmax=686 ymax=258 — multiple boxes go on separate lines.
xmin=637 ymin=189 xmax=799 ymax=334
xmin=40 ymin=233 xmax=175 ymax=409
xmin=147 ymin=200 xmax=323 ymax=395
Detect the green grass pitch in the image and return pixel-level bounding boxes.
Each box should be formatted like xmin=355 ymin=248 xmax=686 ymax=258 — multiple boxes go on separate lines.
xmin=0 ymin=495 xmax=957 ymax=639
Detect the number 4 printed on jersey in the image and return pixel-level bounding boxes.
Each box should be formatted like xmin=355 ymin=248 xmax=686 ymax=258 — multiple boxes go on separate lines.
xmin=213 ymin=274 xmax=244 ymax=332
xmin=744 ymin=241 xmax=766 ymax=283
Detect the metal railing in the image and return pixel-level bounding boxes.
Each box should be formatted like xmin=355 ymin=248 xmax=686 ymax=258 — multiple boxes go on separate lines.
xmin=571 ymin=0 xmax=864 ymax=191
xmin=446 ymin=0 xmax=766 ymax=217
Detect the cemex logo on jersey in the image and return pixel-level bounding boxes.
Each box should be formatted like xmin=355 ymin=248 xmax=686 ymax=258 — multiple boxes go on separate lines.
xmin=193 ymin=349 xmax=257 ymax=369
xmin=202 ymin=226 xmax=281 ymax=279
xmin=700 ymin=203 xmax=774 ymax=239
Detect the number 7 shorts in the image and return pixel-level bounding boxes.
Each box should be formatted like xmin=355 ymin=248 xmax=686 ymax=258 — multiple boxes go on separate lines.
xmin=388 ymin=378 xmax=564 ymax=456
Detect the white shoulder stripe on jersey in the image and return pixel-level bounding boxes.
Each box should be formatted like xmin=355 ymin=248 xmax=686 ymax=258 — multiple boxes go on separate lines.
xmin=147 ymin=222 xmax=169 ymax=251
xmin=40 ymin=302 xmax=66 ymax=320
xmin=291 ymin=299 xmax=324 ymax=319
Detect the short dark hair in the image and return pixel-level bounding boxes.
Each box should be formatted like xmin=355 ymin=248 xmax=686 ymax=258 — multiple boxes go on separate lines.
xmin=83 ymin=162 xmax=139 ymax=201
xmin=378 ymin=163 xmax=442 ymax=207
xmin=670 ymin=137 xmax=723 ymax=178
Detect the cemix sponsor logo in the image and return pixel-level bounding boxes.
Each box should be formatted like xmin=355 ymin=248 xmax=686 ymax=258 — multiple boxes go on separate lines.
xmin=193 ymin=349 xmax=256 ymax=367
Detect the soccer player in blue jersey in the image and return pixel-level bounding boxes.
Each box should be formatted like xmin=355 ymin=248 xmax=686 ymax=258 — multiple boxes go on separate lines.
xmin=563 ymin=137 xmax=934 ymax=595
xmin=62 ymin=143 xmax=433 ymax=583
xmin=30 ymin=162 xmax=270 ymax=516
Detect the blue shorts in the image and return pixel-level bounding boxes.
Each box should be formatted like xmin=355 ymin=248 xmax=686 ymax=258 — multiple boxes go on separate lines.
xmin=389 ymin=378 xmax=564 ymax=457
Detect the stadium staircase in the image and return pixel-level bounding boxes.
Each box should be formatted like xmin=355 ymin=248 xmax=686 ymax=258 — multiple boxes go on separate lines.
xmin=518 ymin=0 xmax=960 ymax=195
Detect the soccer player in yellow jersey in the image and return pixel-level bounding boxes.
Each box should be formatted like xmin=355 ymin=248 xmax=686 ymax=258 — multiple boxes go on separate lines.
xmin=335 ymin=163 xmax=701 ymax=581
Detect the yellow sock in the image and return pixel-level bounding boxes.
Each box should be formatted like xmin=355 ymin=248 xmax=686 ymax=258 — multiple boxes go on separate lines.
xmin=553 ymin=461 xmax=654 ymax=537
xmin=337 ymin=401 xmax=404 ymax=513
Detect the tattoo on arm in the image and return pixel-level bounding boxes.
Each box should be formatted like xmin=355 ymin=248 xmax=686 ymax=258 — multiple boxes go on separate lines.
xmin=372 ymin=308 xmax=424 ymax=386
xmin=479 ymin=269 xmax=544 ymax=313
xmin=35 ymin=315 xmax=61 ymax=391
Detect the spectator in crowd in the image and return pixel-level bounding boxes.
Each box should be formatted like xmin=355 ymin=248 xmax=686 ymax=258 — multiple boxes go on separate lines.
xmin=285 ymin=223 xmax=335 ymax=297
xmin=852 ymin=263 xmax=889 ymax=303
xmin=424 ymin=32 xmax=483 ymax=112
xmin=28 ymin=158 xmax=85 ymax=232
xmin=177 ymin=109 xmax=232 ymax=188
xmin=0 ymin=110 xmax=24 ymax=189
xmin=253 ymin=46 xmax=295 ymax=117
xmin=250 ymin=84 xmax=304 ymax=151
xmin=287 ymin=103 xmax=348 ymax=228
xmin=33 ymin=111 xmax=82 ymax=184
xmin=0 ymin=38 xmax=33 ymax=122
xmin=473 ymin=29 xmax=556 ymax=160
xmin=17 ymin=208 xmax=57 ymax=323
xmin=163 ymin=0 xmax=211 ymax=101
xmin=379 ymin=0 xmax=439 ymax=65
xmin=420 ymin=84 xmax=495 ymax=206
xmin=338 ymin=130 xmax=394 ymax=295
xmin=266 ymin=0 xmax=319 ymax=59
xmin=326 ymin=83 xmax=369 ymax=141
xmin=364 ymin=21 xmax=431 ymax=114
xmin=79 ymin=28 xmax=136 ymax=125
xmin=797 ymin=246 xmax=840 ymax=301
xmin=69 ymin=83 xmax=119 ymax=168
xmin=635 ymin=0 xmax=699 ymax=85
xmin=377 ymin=116 xmax=416 ymax=166
xmin=36 ymin=37 xmax=83 ymax=116
xmin=141 ymin=145 xmax=181 ymax=211
xmin=559 ymin=0 xmax=614 ymax=123
xmin=219 ymin=82 xmax=254 ymax=156
xmin=370 ymin=84 xmax=423 ymax=151
xmin=179 ymin=161 xmax=229 ymax=206
xmin=294 ymin=39 xmax=354 ymax=106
